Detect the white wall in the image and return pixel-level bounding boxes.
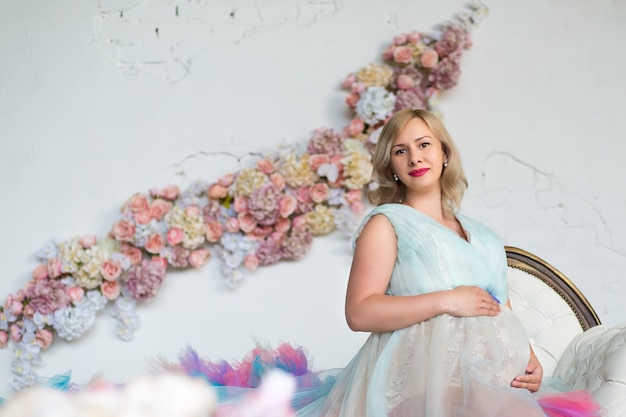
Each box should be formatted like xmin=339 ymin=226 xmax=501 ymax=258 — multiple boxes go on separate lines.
xmin=1 ymin=0 xmax=625 ymax=398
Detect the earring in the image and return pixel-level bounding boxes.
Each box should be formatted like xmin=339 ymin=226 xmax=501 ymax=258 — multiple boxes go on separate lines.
xmin=443 ymin=161 xmax=448 ymax=168
xmin=393 ymin=174 xmax=399 ymax=181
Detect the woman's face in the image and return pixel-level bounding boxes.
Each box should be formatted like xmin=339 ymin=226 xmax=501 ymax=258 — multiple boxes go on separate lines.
xmin=389 ymin=117 xmax=447 ymax=193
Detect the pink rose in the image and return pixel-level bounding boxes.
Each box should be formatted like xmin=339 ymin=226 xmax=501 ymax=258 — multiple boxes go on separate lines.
xmin=249 ymin=226 xmax=272 ymax=240
xmin=208 ymin=184 xmax=229 ymax=200
xmin=162 ymin=185 xmax=180 ymax=200
xmin=308 ymin=154 xmax=330 ymax=172
xmin=397 ymin=74 xmax=415 ymax=90
xmin=145 ymin=233 xmax=165 ymax=254
xmin=149 ymin=199 xmax=172 ymax=220
xmin=111 ymin=220 xmax=135 ymax=242
xmin=121 ymin=244 xmax=143 ymax=266
xmin=34 ymin=329 xmax=53 ymax=349
xmin=309 ymin=183 xmax=330 ymax=203
xmin=22 ymin=305 xmax=35 ymax=319
xmin=350 ymin=201 xmax=365 ymax=215
xmin=151 ymin=256 xmax=168 ymax=270
xmin=238 ymin=212 xmax=258 ymax=234
xmin=47 ymin=258 xmax=63 ymax=278
xmin=351 ymin=82 xmax=366 ymax=94
xmin=346 ymin=118 xmax=365 ymax=136
xmin=393 ymin=46 xmax=413 ymax=64
xmin=128 ymin=193 xmax=149 ymax=213
xmin=292 ymin=215 xmax=307 ymax=230
xmin=341 ymin=73 xmax=356 ymax=89
xmin=269 ymin=173 xmax=286 ymax=189
xmin=10 ymin=324 xmax=21 ymax=342
xmin=134 ymin=210 xmax=152 ymax=225
xmin=224 ymin=217 xmax=240 ymax=233
xmin=382 ymin=45 xmax=395 ymax=60
xmin=185 ymin=205 xmax=201 ymax=217
xmin=189 ymin=248 xmax=210 ymax=268
xmin=244 ymin=253 xmax=259 ymax=271
xmin=345 ymin=189 xmax=363 ymax=204
xmin=256 ymin=159 xmax=275 ymax=174
xmin=101 ymin=280 xmax=121 ymax=300
xmin=274 ymin=217 xmax=291 ymax=233
xmin=0 ymin=331 xmax=7 ymax=348
xmin=32 ymin=264 xmax=49 ymax=280
xmin=394 ymin=33 xmax=407 ymax=45
xmin=79 ymin=234 xmax=97 ymax=248
xmin=68 ymin=286 xmax=84 ymax=303
xmin=8 ymin=300 xmax=22 ymax=316
xmin=296 ymin=187 xmax=311 ymax=203
xmin=233 ymin=196 xmax=248 ymax=213
xmin=420 ymin=48 xmax=439 ymax=68
xmin=407 ymin=31 xmax=421 ymax=44
xmin=166 ymin=228 xmax=184 ymax=246
xmin=218 ymin=173 xmax=236 ymax=187
xmin=278 ymin=195 xmax=298 ymax=217
xmin=345 ymin=93 xmax=360 ymax=108
xmin=205 ymin=221 xmax=224 ymax=243
xmin=100 ymin=260 xmax=122 ymax=281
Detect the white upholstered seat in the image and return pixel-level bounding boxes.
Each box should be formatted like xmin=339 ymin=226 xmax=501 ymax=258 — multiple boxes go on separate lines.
xmin=506 ymin=246 xmax=626 ymax=417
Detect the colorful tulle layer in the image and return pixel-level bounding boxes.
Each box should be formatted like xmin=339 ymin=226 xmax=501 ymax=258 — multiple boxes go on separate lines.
xmin=539 ymin=390 xmax=603 ymax=417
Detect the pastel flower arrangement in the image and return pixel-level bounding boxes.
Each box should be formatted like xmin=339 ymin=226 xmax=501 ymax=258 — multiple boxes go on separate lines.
xmin=0 ymin=3 xmax=487 ymax=392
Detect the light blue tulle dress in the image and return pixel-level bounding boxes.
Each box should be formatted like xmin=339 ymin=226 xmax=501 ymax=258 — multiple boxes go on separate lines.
xmin=296 ymin=203 xmax=554 ymax=417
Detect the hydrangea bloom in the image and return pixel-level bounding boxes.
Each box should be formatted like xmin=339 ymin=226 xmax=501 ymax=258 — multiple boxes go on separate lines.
xmin=355 ymin=86 xmax=396 ymax=126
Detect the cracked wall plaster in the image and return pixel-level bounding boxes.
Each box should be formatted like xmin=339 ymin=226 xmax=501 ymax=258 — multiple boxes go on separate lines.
xmin=93 ymin=0 xmax=343 ymax=83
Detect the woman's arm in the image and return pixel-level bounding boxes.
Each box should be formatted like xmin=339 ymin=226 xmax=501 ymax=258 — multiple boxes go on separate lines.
xmin=345 ymin=214 xmax=501 ymax=333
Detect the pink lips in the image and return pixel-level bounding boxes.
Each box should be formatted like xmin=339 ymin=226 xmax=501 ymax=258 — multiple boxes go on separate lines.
xmin=409 ymin=168 xmax=429 ymax=177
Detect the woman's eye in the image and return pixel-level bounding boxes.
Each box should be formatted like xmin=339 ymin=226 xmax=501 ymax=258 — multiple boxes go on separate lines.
xmin=394 ymin=149 xmax=406 ymax=155
xmin=420 ymin=142 xmax=430 ymax=148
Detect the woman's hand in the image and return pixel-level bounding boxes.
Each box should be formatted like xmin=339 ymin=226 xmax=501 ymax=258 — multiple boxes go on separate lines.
xmin=511 ymin=347 xmax=543 ymax=392
xmin=446 ymin=286 xmax=501 ymax=317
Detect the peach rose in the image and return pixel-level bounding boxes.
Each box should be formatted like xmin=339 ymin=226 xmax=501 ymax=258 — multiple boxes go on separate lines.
xmin=100 ymin=260 xmax=122 ymax=281
xmin=10 ymin=324 xmax=21 ymax=342
xmin=111 ymin=220 xmax=135 ymax=242
xmin=397 ymin=74 xmax=415 ymax=90
xmin=233 ymin=196 xmax=248 ymax=213
xmin=345 ymin=93 xmax=360 ymax=108
xmin=145 ymin=233 xmax=165 ymax=254
xmin=274 ymin=217 xmax=291 ymax=233
xmin=238 ymin=212 xmax=257 ymax=234
xmin=68 ymin=286 xmax=84 ymax=303
xmin=185 ymin=205 xmax=201 ymax=217
xmin=151 ymin=256 xmax=168 ymax=269
xmin=256 ymin=159 xmax=275 ymax=174
xmin=269 ymin=173 xmax=286 ymax=189
xmin=208 ymin=184 xmax=229 ymax=200
xmin=162 ymin=185 xmax=180 ymax=200
xmin=278 ymin=195 xmax=298 ymax=218
xmin=346 ymin=118 xmax=365 ymax=136
xmin=420 ymin=48 xmax=439 ymax=69
xmin=407 ymin=31 xmax=421 ymax=44
xmin=8 ymin=300 xmax=22 ymax=316
xmin=121 ymin=244 xmax=143 ymax=266
xmin=296 ymin=187 xmax=311 ymax=203
xmin=128 ymin=193 xmax=149 ymax=213
xmin=382 ymin=45 xmax=395 ymax=60
xmin=249 ymin=226 xmax=272 ymax=240
xmin=79 ymin=234 xmax=97 ymax=248
xmin=166 ymin=228 xmax=184 ymax=246
xmin=32 ymin=264 xmax=49 ymax=280
xmin=189 ymin=248 xmax=210 ymax=268
xmin=244 ymin=253 xmax=259 ymax=271
xmin=308 ymin=154 xmax=330 ymax=172
xmin=149 ymin=199 xmax=172 ymax=220
xmin=134 ymin=210 xmax=152 ymax=225
xmin=309 ymin=183 xmax=330 ymax=203
xmin=224 ymin=217 xmax=240 ymax=233
xmin=101 ymin=280 xmax=121 ymax=300
xmin=47 ymin=258 xmax=63 ymax=278
xmin=394 ymin=33 xmax=408 ymax=45
xmin=393 ymin=46 xmax=413 ymax=64
xmin=0 ymin=331 xmax=8 ymax=348
xmin=205 ymin=221 xmax=224 ymax=243
xmin=292 ymin=215 xmax=307 ymax=230
xmin=34 ymin=329 xmax=53 ymax=349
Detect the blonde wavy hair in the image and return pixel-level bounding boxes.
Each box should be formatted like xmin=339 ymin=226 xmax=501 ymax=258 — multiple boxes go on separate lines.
xmin=368 ymin=108 xmax=468 ymax=214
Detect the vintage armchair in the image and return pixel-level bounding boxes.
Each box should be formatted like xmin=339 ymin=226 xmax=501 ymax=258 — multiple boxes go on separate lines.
xmin=506 ymin=246 xmax=626 ymax=417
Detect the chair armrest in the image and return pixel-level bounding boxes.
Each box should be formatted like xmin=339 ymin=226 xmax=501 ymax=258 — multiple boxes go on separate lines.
xmin=553 ymin=323 xmax=626 ymax=417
